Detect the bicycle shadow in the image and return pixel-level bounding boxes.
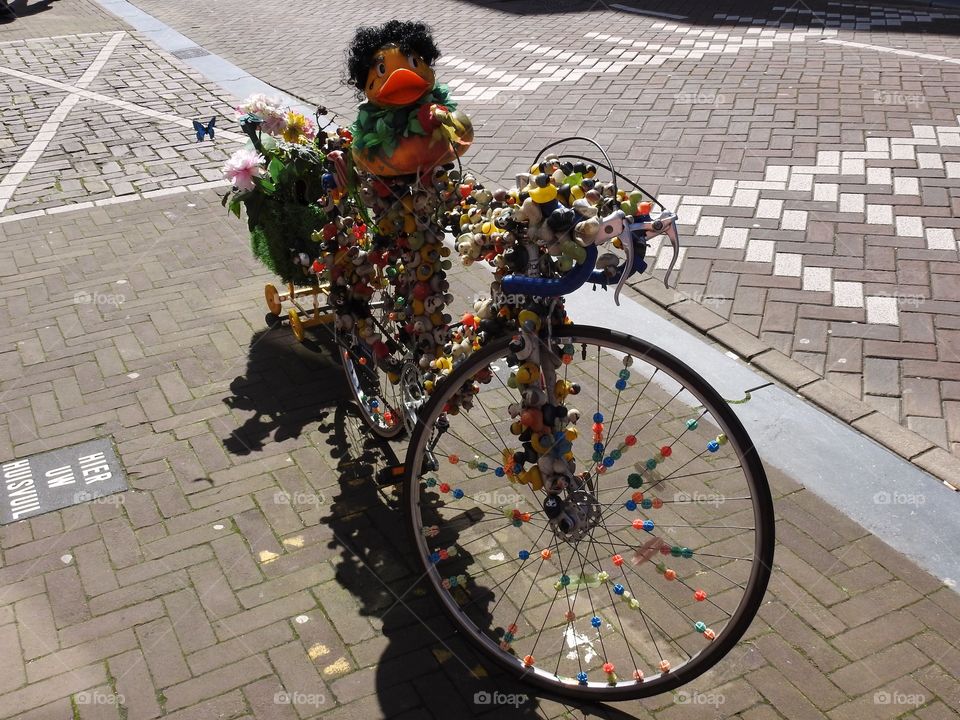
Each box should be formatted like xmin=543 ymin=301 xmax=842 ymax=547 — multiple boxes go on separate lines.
xmin=0 ymin=0 xmax=57 ymax=22
xmin=222 ymin=319 xmax=344 ymax=455
xmin=222 ymin=321 xmax=645 ymax=718
xmin=319 ymin=403 xmax=646 ymax=719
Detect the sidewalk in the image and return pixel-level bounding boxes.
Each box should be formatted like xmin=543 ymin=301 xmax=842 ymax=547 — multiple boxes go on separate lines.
xmin=1 ymin=1 xmax=959 ymax=719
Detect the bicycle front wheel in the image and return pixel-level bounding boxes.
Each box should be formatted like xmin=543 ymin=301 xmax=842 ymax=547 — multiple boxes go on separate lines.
xmin=403 ymin=324 xmax=773 ymax=700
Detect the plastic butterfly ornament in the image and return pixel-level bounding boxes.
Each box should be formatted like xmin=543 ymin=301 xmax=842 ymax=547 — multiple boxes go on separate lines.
xmin=192 ymin=117 xmax=216 ymax=142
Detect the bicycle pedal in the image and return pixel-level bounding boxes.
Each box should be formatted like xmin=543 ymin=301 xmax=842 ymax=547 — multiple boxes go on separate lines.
xmin=376 ymin=464 xmax=406 ymax=486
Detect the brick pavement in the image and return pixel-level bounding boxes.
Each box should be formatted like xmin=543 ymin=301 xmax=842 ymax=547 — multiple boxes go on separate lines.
xmin=116 ymin=0 xmax=960 ymax=465
xmin=1 ymin=1 xmax=960 ymax=718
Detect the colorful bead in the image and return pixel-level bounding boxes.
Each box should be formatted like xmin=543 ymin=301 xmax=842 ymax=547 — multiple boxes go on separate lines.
xmin=682 ymin=547 xmax=694 ymax=558
xmin=518 ymin=550 xmax=530 ymax=560
xmin=703 ymin=628 xmax=716 ymax=640
xmin=619 ymin=369 xmax=630 ymax=379
xmin=659 ymin=660 xmax=671 ymax=673
xmin=625 ymin=500 xmax=637 ymax=511
xmin=597 ymin=571 xmax=609 ymax=582
xmin=664 ymin=569 xmax=676 ymax=581
xmin=717 ymin=433 xmax=728 ymax=445
xmin=686 ymin=419 xmax=698 ymax=430
xmin=629 ymin=598 xmax=640 ymax=609
xmin=641 ymin=498 xmax=653 ymax=509
xmin=612 ymin=554 xmax=624 ymax=566
xmin=652 ymin=497 xmax=663 ymax=509
xmin=603 ymin=456 xmax=614 ymax=467
xmin=643 ymin=520 xmax=654 ymax=532
xmin=628 ymin=473 xmax=643 ymax=488
xmin=425 ymin=477 xmax=437 ymax=486
xmin=523 ymin=655 xmax=535 ymax=667
xmin=632 ymin=519 xmax=643 ymax=530
xmin=610 ymin=449 xmax=622 ymax=460
xmin=593 ymin=412 xmax=604 ymax=423
xmin=448 ymin=454 xmax=459 ymax=464
xmin=577 ymin=671 xmax=588 ymax=684
xmin=645 ymin=458 xmax=657 ymax=470
xmin=439 ymin=483 xmax=450 ymax=493
xmin=494 ymin=467 xmax=505 ymax=477
xmin=613 ymin=583 xmax=625 ymax=595
xmin=633 ymin=669 xmax=644 ymax=681
xmin=615 ymin=379 xmax=627 ymax=390
xmin=694 ymin=621 xmax=706 ymax=633
xmin=660 ymin=445 xmax=672 ymax=457
xmin=452 ymin=488 xmax=464 ymax=499
xmin=565 ymin=610 xmax=576 ymax=621
xmin=625 ymin=435 xmax=637 ymax=446
xmin=477 ymin=462 xmax=488 ymax=472
xmin=559 ymin=574 xmax=570 ymax=586
xmin=540 ymin=549 xmax=552 ymax=560
xmin=707 ymin=440 xmax=720 ymax=453
xmin=591 ymin=616 xmax=602 ymax=628
xmin=602 ymin=662 xmax=615 ymax=674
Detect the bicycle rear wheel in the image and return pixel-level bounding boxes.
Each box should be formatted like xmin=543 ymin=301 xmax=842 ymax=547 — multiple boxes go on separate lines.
xmin=402 ymin=324 xmax=773 ymax=700
xmin=337 ymin=278 xmax=406 ymax=440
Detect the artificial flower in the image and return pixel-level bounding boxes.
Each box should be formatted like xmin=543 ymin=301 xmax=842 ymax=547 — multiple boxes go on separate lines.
xmin=236 ymin=93 xmax=286 ymax=136
xmin=223 ymin=148 xmax=265 ymax=191
xmin=281 ymin=111 xmax=317 ymax=144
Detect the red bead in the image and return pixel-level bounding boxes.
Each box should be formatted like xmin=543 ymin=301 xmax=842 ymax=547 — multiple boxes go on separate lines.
xmin=439 ymin=483 xmax=450 ymax=493
xmin=660 ymin=445 xmax=672 ymax=457
xmin=602 ymin=662 xmax=615 ymax=674
xmin=694 ymin=589 xmax=707 ymax=602
xmin=612 ymin=554 xmax=624 ymax=566
xmin=625 ymin=435 xmax=637 ymax=446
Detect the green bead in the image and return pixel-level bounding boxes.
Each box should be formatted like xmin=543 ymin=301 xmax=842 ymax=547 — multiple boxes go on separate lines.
xmin=686 ymin=419 xmax=698 ymax=430
xmin=681 ymin=547 xmax=693 ymax=558
xmin=671 ymin=546 xmax=681 ymax=557
xmin=694 ymin=621 xmax=706 ymax=633
xmin=560 ymin=574 xmax=571 ymax=586
xmin=656 ymin=561 xmax=666 ymax=574
xmin=645 ymin=458 xmax=657 ymax=470
xmin=611 ymin=449 xmax=622 ymax=460
xmin=618 ymin=369 xmax=630 ymax=380
xmin=627 ymin=473 xmax=643 ymax=488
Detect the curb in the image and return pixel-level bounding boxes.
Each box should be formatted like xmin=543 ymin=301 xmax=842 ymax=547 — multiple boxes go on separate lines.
xmin=627 ymin=276 xmax=960 ymax=491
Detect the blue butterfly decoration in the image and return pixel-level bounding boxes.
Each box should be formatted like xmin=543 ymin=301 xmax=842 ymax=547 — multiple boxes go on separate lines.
xmin=192 ymin=117 xmax=216 ymax=142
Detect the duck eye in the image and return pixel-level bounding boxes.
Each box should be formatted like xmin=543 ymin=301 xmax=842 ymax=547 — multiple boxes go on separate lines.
xmin=377 ymin=62 xmax=386 ymax=76
xmin=407 ymin=53 xmax=419 ymax=69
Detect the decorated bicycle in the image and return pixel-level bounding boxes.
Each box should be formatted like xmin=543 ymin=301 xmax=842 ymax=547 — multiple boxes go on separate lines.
xmin=222 ymin=20 xmax=773 ymax=701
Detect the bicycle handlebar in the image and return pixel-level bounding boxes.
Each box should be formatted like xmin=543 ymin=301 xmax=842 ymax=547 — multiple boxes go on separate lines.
xmin=499 ymin=209 xmax=680 ymax=305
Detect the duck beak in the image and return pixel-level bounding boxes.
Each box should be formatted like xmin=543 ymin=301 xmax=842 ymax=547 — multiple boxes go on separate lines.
xmin=375 ymin=68 xmax=431 ymax=106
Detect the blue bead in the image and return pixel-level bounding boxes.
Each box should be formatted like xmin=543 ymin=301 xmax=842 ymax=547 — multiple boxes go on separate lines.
xmin=519 ymin=550 xmax=530 ymax=560
xmin=613 ymin=583 xmax=625 ymax=595
xmin=591 ymin=616 xmax=602 ymax=628
xmin=370 ymin=399 xmax=379 ymax=408
xmin=593 ymin=412 xmax=604 ymax=423
xmin=513 ymin=464 xmax=522 ymax=474
xmin=641 ymin=498 xmax=652 ymax=509
xmin=478 ymin=462 xmax=488 ymax=472
xmin=494 ymin=467 xmax=505 ymax=477
xmin=625 ymin=500 xmax=637 ymax=511
xmin=707 ymin=440 xmax=720 ymax=452
xmin=615 ymin=379 xmax=626 ymax=390
xmin=453 ymin=488 xmax=464 ymax=499
xmin=430 ymin=552 xmax=440 ymax=564
xmin=603 ymin=457 xmax=614 ymax=467
xmin=577 ymin=671 xmax=588 ymax=684
xmin=643 ymin=520 xmax=654 ymax=532
xmin=594 ymin=442 xmax=604 ymax=452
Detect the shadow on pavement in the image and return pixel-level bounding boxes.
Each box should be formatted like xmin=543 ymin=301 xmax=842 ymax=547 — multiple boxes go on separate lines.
xmin=222 ymin=319 xmax=345 ymax=455
xmin=223 ymin=322 xmax=648 ymax=717
xmin=1 ymin=0 xmax=58 ymax=22
xmin=458 ymin=0 xmax=960 ymax=34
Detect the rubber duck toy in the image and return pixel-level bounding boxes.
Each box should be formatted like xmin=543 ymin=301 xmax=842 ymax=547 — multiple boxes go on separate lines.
xmin=346 ymin=20 xmax=473 ymax=176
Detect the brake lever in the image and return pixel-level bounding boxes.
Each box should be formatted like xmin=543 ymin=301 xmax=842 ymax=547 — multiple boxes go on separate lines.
xmin=613 ymin=224 xmax=636 ymax=307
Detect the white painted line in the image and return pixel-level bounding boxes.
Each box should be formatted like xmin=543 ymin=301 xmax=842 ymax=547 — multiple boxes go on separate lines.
xmin=822 ymin=38 xmax=960 ymax=66
xmin=610 ymin=5 xmax=688 ymax=20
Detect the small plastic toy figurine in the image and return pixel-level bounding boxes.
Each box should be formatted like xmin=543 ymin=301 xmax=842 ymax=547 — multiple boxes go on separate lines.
xmin=346 ymin=20 xmax=473 ymax=176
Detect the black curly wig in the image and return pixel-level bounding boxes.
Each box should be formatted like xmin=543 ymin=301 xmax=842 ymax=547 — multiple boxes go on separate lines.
xmin=346 ymin=20 xmax=441 ymax=93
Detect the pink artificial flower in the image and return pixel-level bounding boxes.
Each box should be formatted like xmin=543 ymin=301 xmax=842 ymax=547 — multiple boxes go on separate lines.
xmin=223 ymin=148 xmax=265 ymax=191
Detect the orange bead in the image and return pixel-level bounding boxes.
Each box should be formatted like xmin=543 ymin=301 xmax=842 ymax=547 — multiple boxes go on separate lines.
xmin=448 ymin=454 xmax=459 ymax=464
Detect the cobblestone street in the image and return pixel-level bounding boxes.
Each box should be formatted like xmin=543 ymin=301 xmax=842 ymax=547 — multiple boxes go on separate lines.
xmin=1 ymin=1 xmax=960 ymax=719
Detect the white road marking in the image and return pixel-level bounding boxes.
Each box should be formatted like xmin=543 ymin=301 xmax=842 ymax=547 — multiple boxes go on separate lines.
xmin=609 ymin=4 xmax=687 ymax=20
xmin=822 ymin=38 xmax=960 ymax=66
